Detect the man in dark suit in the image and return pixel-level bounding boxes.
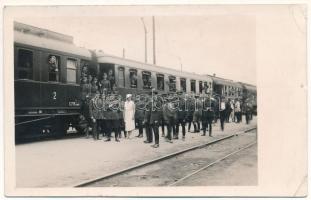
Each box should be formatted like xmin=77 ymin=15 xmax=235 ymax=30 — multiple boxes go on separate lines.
xmin=202 ymin=97 xmax=215 ymax=136
xmin=144 ymin=91 xmax=162 ymax=148
xmin=175 ymin=91 xmax=187 ymax=140
xmin=163 ymin=94 xmax=177 ymax=142
xmin=89 ymin=92 xmax=106 ymax=140
xmin=135 ymin=95 xmax=147 ymax=138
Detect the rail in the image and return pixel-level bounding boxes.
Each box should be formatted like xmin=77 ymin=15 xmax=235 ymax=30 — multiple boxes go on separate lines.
xmin=74 ymin=126 xmax=257 ymax=187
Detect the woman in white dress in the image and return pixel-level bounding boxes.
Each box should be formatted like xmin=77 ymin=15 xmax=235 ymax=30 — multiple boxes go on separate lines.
xmin=123 ymin=94 xmax=135 ymax=139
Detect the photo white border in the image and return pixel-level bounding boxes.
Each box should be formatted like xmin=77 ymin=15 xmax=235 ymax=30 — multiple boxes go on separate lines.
xmin=1 ymin=0 xmax=309 ymax=198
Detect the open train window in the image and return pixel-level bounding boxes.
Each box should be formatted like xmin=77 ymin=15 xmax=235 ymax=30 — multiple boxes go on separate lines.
xmin=48 ymin=55 xmax=60 ymax=82
xmin=180 ymin=78 xmax=187 ymax=92
xmin=66 ymin=58 xmax=77 ymax=83
xmin=118 ymin=66 xmax=125 ymax=88
xmin=129 ymin=69 xmax=137 ymax=88
xmin=16 ymin=49 xmax=33 ymax=80
xmin=169 ymin=76 xmax=176 ymax=92
xmin=191 ymin=80 xmax=196 ymax=93
xmin=142 ymin=71 xmax=152 ymax=89
xmin=157 ymin=74 xmax=164 ymax=90
xmin=199 ymin=81 xmax=203 ymax=93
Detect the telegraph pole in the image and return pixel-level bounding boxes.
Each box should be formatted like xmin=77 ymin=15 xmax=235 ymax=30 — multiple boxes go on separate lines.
xmin=140 ymin=17 xmax=147 ymax=63
xmin=152 ymin=16 xmax=156 ymax=65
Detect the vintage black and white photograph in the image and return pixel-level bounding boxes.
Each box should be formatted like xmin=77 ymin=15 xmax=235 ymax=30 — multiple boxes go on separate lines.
xmin=3 ymin=3 xmax=308 ymax=197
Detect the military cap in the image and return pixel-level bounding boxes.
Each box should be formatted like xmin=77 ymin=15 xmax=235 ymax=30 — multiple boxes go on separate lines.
xmin=176 ymin=90 xmax=183 ymax=95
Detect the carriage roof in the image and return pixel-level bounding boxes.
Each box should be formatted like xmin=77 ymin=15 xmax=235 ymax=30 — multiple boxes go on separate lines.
xmin=14 ymin=22 xmax=92 ymax=58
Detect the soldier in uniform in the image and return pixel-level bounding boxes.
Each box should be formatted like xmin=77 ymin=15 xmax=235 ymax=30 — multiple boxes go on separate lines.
xmin=107 ymin=69 xmax=115 ymax=90
xmin=193 ymin=94 xmax=203 ymax=133
xmin=187 ymin=95 xmax=195 ymax=132
xmin=160 ymin=93 xmax=167 ymax=137
xmin=89 ymin=92 xmax=106 ymax=140
xmin=201 ymin=96 xmax=215 ymax=137
xmin=175 ymin=91 xmax=187 ymax=140
xmin=98 ymin=73 xmax=111 ymax=95
xmin=105 ymin=86 xmax=121 ymax=142
xmin=135 ymin=94 xmax=146 ymax=138
xmin=145 ymin=91 xmax=162 ymax=148
xmin=143 ymin=94 xmax=153 ymax=144
xmin=90 ymin=76 xmax=99 ymax=99
xmin=163 ymin=93 xmax=178 ymax=141
xmin=244 ymin=101 xmax=252 ymax=125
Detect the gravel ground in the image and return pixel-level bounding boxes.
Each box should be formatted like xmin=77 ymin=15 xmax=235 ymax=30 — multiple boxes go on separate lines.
xmin=175 ymin=139 xmax=257 ymax=186
xmin=16 ymin=117 xmax=257 ymax=187
xmin=88 ymin=131 xmax=257 ymax=187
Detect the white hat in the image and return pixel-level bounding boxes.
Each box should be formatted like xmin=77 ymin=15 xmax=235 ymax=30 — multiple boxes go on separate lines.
xmin=126 ymin=94 xmax=132 ymax=99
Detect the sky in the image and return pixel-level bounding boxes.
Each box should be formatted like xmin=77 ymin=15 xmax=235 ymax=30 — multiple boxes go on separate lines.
xmin=17 ymin=14 xmax=256 ymax=85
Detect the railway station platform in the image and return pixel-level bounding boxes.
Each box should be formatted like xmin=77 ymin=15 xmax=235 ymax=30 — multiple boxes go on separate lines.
xmin=16 ymin=117 xmax=257 ymax=188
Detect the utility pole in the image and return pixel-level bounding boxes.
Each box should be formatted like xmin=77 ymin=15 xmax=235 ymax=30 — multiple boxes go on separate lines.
xmin=152 ymin=16 xmax=156 ymax=65
xmin=140 ymin=17 xmax=147 ymax=63
xmin=122 ymin=48 xmax=125 ymax=58
xmin=177 ymin=56 xmax=182 ymax=72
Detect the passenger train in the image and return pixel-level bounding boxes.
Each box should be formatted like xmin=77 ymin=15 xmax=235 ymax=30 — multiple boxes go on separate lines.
xmin=14 ymin=22 xmax=257 ymax=141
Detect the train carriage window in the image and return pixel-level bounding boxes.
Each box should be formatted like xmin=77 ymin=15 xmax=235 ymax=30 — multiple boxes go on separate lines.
xmin=180 ymin=78 xmax=187 ymax=92
xmin=66 ymin=58 xmax=77 ymax=83
xmin=199 ymin=81 xmax=203 ymax=93
xmin=142 ymin=71 xmax=152 ymax=89
xmin=157 ymin=74 xmax=164 ymax=90
xmin=16 ymin=49 xmax=33 ymax=80
xmin=169 ymin=76 xmax=176 ymax=92
xmin=129 ymin=69 xmax=137 ymax=88
xmin=191 ymin=80 xmax=196 ymax=93
xmin=203 ymin=82 xmax=209 ymax=93
xmin=118 ymin=66 xmax=125 ymax=88
xmin=48 ymin=55 xmax=60 ymax=82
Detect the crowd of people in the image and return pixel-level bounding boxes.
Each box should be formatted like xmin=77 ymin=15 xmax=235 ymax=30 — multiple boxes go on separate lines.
xmin=78 ymin=71 xmax=254 ymax=148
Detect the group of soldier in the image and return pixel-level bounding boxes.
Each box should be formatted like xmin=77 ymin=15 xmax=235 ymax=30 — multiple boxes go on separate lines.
xmin=78 ymin=71 xmax=254 ymax=148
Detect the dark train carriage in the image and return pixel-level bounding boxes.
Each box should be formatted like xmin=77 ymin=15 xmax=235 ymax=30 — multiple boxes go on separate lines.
xmin=14 ymin=22 xmax=94 ymax=141
xmin=208 ymin=75 xmax=243 ymax=100
xmin=95 ymin=52 xmax=213 ymax=97
xmin=239 ymin=82 xmax=257 ymax=115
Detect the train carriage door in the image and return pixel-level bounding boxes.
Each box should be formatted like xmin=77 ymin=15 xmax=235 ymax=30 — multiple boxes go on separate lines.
xmin=199 ymin=81 xmax=203 ymax=93
xmin=98 ymin=63 xmax=115 ymax=88
xmin=190 ymin=80 xmax=196 ymax=94
xmin=168 ymin=76 xmax=176 ymax=92
xmin=180 ymin=78 xmax=187 ymax=92
xmin=117 ymin=66 xmax=125 ymax=88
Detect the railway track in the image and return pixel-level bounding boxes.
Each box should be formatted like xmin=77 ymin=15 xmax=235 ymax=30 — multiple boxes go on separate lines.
xmin=75 ymin=126 xmax=257 ymax=187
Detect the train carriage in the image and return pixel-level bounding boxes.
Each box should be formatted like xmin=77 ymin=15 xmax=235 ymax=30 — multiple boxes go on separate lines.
xmin=14 ymin=22 xmax=96 ymax=141
xmin=13 ymin=22 xmax=257 ymax=142
xmin=96 ymin=51 xmax=213 ymax=98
